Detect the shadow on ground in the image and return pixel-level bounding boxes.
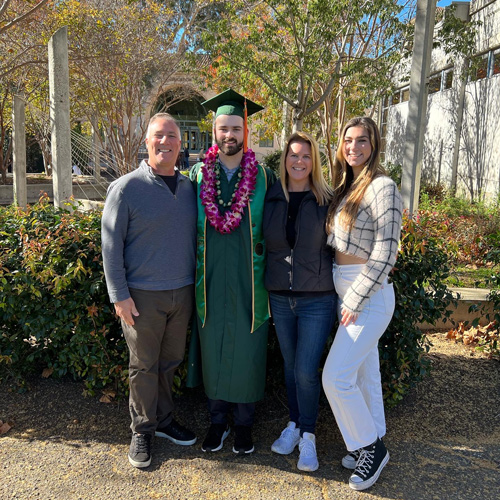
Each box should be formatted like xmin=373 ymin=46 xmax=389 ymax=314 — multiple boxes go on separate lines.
xmin=1 ymin=333 xmax=499 ymax=500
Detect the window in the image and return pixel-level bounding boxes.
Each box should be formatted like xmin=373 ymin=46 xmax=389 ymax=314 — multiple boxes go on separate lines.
xmin=444 ymin=69 xmax=453 ymax=89
xmin=493 ymin=50 xmax=500 ymax=76
xmin=259 ymin=130 xmax=273 ymax=148
xmin=392 ymin=92 xmax=401 ymax=105
xmin=428 ymin=73 xmax=442 ymax=94
xmin=471 ymin=54 xmax=488 ymax=81
xmin=382 ymin=107 xmax=388 ymax=123
xmin=402 ymin=87 xmax=410 ymax=102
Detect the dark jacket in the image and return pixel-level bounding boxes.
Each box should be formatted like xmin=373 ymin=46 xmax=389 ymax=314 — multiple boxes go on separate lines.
xmin=263 ymin=182 xmax=334 ymax=293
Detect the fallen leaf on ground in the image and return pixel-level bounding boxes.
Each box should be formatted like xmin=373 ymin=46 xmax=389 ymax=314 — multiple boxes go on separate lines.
xmin=0 ymin=420 xmax=12 ymax=434
xmin=99 ymin=389 xmax=116 ymax=404
xmin=41 ymin=367 xmax=53 ymax=378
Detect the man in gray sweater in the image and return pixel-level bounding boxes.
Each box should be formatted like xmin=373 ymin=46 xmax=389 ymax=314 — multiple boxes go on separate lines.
xmin=102 ymin=113 xmax=197 ymax=468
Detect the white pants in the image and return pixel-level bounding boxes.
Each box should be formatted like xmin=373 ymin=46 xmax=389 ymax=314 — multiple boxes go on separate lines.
xmin=322 ymin=264 xmax=395 ymax=451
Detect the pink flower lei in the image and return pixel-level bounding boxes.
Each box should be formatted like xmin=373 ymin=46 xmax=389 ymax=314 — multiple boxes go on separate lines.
xmin=200 ymin=144 xmax=258 ymax=234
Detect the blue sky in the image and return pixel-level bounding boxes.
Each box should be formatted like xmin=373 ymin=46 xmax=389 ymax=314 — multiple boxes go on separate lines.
xmin=437 ymin=0 xmax=467 ymax=7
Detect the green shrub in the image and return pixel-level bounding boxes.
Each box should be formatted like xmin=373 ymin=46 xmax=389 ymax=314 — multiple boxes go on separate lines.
xmin=0 ymin=199 xmax=458 ymax=408
xmin=261 ymin=149 xmax=282 ymax=177
xmin=415 ymin=191 xmax=500 ymax=268
xmin=420 ymin=182 xmax=447 ymax=204
xmin=467 ymin=274 xmax=500 ymax=359
xmin=384 ymin=162 xmax=402 ymax=187
xmin=0 ymin=197 xmax=128 ymax=395
xmin=381 ymin=211 xmax=457 ymax=407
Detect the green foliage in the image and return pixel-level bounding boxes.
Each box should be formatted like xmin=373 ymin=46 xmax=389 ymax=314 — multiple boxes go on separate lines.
xmin=0 ymin=198 xmax=128 ymax=395
xmin=262 ymin=149 xmax=282 ymax=178
xmin=384 ymin=161 xmax=402 ymax=188
xmin=0 ymin=195 xmax=488 ymax=407
xmin=418 ymin=191 xmax=500 ymax=268
xmin=468 ymin=274 xmax=500 ymax=359
xmin=382 ymin=212 xmax=457 ymax=407
xmin=483 ymin=275 xmax=500 ymax=358
xmin=435 ymin=5 xmax=481 ymax=67
xmin=200 ymin=0 xmax=410 ymax=132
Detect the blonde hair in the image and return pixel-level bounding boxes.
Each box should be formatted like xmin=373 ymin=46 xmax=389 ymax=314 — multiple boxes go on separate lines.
xmin=280 ymin=131 xmax=332 ymax=206
xmin=326 ymin=117 xmax=385 ymax=232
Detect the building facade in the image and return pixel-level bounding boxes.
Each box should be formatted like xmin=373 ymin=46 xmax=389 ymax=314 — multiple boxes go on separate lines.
xmin=383 ymin=0 xmax=500 ymax=201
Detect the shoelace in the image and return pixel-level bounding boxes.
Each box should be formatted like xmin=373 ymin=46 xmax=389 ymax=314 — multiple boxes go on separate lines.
xmin=354 ymin=448 xmax=375 ymax=478
xmin=134 ymin=435 xmax=150 ymax=453
xmin=281 ymin=427 xmax=297 ymax=441
xmin=299 ymin=439 xmax=316 ymax=457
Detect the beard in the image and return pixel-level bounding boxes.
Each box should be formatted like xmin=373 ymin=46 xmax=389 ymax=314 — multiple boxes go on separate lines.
xmin=216 ymin=137 xmax=244 ymax=156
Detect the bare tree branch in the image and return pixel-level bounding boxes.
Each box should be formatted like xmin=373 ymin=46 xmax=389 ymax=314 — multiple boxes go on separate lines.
xmin=0 ymin=0 xmax=49 ymax=36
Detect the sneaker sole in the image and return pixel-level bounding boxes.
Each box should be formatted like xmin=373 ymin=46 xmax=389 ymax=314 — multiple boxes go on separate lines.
xmin=297 ymin=461 xmax=319 ymax=472
xmin=232 ymin=445 xmax=255 ymax=454
xmin=154 ymin=430 xmax=197 ymax=446
xmin=128 ymin=455 xmax=152 ymax=468
xmin=349 ymin=451 xmax=390 ymax=491
xmin=201 ymin=428 xmax=230 ymax=452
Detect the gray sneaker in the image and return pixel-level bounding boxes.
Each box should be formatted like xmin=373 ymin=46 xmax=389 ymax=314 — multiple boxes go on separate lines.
xmin=128 ymin=433 xmax=152 ymax=468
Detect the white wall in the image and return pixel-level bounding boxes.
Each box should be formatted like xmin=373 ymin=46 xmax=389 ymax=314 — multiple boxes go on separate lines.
xmin=385 ymin=0 xmax=500 ymax=201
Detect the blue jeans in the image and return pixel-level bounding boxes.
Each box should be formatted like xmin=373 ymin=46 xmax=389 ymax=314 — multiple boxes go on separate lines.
xmin=270 ymin=293 xmax=337 ymax=434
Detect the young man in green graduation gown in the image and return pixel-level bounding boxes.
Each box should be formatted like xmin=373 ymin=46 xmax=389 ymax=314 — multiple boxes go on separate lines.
xmin=188 ymin=90 xmax=275 ymax=454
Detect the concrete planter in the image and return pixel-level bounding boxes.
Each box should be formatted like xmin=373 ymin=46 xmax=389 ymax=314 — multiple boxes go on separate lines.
xmin=0 ymin=183 xmax=108 ymax=206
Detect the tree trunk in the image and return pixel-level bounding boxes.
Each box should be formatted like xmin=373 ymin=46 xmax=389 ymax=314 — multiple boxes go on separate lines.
xmin=280 ymin=100 xmax=292 ymax=147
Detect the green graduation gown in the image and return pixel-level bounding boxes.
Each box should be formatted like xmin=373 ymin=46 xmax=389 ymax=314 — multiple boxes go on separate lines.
xmin=187 ymin=160 xmax=275 ymax=403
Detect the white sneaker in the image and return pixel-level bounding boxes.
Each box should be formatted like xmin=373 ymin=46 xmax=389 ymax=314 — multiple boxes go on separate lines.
xmin=342 ymin=449 xmax=360 ymax=469
xmin=297 ymin=432 xmax=319 ymax=472
xmin=271 ymin=421 xmax=300 ymax=455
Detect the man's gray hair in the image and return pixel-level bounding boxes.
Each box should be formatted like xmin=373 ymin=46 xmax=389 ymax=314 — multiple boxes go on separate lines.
xmin=147 ymin=113 xmax=181 ymax=139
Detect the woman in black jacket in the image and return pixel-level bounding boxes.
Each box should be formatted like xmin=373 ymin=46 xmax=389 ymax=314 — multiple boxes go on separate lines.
xmin=263 ymin=131 xmax=336 ymax=472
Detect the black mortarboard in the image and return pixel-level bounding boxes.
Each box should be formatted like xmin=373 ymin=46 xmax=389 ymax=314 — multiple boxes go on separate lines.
xmin=201 ymin=89 xmax=264 ymax=119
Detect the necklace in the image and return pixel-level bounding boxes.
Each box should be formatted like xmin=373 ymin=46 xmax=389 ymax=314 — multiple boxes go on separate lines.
xmin=200 ymin=144 xmax=258 ymax=234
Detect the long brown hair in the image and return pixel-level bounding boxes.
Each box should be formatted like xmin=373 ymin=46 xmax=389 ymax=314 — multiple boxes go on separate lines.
xmin=326 ymin=117 xmax=385 ymax=232
xmin=280 ymin=131 xmax=332 ymax=206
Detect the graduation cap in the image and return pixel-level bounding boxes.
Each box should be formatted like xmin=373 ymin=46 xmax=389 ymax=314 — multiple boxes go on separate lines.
xmin=202 ymin=89 xmax=264 ymax=152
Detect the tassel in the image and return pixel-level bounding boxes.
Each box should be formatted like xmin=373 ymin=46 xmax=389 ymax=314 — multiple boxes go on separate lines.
xmin=243 ymin=98 xmax=248 ymax=153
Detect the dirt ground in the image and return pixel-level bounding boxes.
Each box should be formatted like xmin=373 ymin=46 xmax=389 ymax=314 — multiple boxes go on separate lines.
xmin=1 ymin=332 xmax=499 ymax=500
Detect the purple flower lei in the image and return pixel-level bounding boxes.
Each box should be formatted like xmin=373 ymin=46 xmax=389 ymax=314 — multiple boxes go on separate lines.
xmin=200 ymin=144 xmax=258 ymax=234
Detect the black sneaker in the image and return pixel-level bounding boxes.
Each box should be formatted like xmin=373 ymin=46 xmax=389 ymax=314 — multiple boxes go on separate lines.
xmin=155 ymin=418 xmax=197 ymax=446
xmin=349 ymin=438 xmax=389 ymax=491
xmin=201 ymin=423 xmax=230 ymax=452
xmin=128 ymin=433 xmax=152 ymax=468
xmin=232 ymin=425 xmax=254 ymax=454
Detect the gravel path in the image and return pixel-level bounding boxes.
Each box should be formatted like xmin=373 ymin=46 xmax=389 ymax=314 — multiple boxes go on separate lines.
xmin=1 ymin=333 xmax=499 ymax=500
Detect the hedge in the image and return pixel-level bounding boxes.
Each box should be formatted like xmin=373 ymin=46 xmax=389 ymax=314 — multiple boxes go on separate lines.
xmin=0 ymin=198 xmax=456 ymax=405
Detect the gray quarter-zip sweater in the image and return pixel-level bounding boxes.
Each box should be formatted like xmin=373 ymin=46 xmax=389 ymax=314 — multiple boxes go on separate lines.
xmin=101 ymin=160 xmax=197 ymax=303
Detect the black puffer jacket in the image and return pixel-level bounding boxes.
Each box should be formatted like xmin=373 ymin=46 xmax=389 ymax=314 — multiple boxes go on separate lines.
xmin=263 ymin=182 xmax=335 ymax=292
